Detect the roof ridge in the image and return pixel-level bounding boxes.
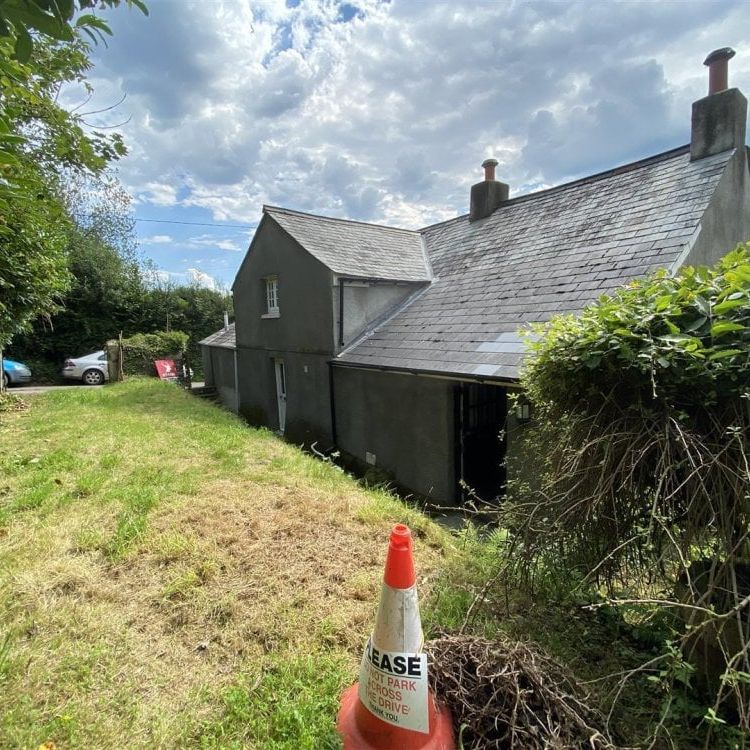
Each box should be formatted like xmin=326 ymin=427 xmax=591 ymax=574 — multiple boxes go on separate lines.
xmin=263 ymin=204 xmax=420 ymax=235
xmin=419 ymin=144 xmax=692 ymax=232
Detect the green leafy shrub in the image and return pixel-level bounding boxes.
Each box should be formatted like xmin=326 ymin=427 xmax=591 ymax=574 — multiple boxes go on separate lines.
xmin=511 ymin=244 xmax=750 ymax=574
xmin=505 ymin=243 xmax=750 ymax=736
xmin=526 ymin=244 xmax=749 ymax=410
xmin=120 ymin=330 xmax=188 ymax=377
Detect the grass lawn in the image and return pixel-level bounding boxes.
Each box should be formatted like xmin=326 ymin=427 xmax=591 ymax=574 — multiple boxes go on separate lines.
xmin=2 ymin=379 xmax=732 ymax=750
xmin=0 ymin=379 xmax=452 ymax=749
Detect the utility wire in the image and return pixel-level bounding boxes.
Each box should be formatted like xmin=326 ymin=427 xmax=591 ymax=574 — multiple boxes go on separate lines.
xmin=135 ymin=218 xmax=255 ymax=229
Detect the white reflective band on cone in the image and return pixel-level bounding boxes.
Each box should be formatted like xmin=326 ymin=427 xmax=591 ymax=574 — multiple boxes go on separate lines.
xmin=357 ymin=583 xmax=430 ymax=733
xmin=372 ymin=583 xmax=423 ymax=652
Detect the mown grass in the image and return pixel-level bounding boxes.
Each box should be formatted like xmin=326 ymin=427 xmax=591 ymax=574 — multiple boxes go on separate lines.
xmin=2 ymin=379 xmax=720 ymax=749
xmin=0 ymin=379 xmax=451 ymax=749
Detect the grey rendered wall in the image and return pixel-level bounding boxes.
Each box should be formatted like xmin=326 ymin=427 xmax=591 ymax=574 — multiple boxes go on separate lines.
xmin=333 ymin=367 xmax=456 ymax=504
xmin=685 ymin=147 xmax=750 ymax=266
xmin=207 ymin=347 xmax=237 ymax=413
xmin=201 ymin=345 xmax=214 ymax=386
xmin=233 ymin=217 xmax=335 ymax=354
xmin=233 ymin=216 xmax=337 ymax=444
xmin=336 ymin=281 xmax=422 ymax=350
xmin=237 ymin=348 xmax=334 ymax=447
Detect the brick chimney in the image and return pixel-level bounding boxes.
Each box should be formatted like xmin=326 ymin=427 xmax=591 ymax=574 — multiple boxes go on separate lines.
xmin=470 ymin=158 xmax=509 ymax=221
xmin=690 ymin=47 xmax=747 ymax=161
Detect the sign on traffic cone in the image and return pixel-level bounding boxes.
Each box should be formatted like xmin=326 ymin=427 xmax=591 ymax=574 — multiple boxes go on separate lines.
xmin=337 ymin=523 xmax=455 ymax=749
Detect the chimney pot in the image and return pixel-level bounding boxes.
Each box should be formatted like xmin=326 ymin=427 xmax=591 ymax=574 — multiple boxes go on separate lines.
xmin=704 ymin=46 xmax=735 ymax=95
xmin=482 ymin=158 xmax=499 ymax=181
xmin=470 ymin=157 xmax=508 ymax=221
xmin=691 ymin=47 xmax=746 ymax=161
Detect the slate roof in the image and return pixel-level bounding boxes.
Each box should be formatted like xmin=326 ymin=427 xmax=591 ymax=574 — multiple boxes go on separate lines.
xmin=199 ymin=323 xmax=236 ymax=349
xmin=335 ymin=146 xmax=735 ymax=381
xmin=264 ymin=205 xmax=430 ymax=282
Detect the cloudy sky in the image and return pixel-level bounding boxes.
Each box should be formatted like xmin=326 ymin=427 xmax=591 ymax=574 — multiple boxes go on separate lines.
xmin=75 ymin=0 xmax=750 ymax=290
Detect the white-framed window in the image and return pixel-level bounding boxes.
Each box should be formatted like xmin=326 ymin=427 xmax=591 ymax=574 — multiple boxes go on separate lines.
xmin=264 ymin=276 xmax=279 ymax=317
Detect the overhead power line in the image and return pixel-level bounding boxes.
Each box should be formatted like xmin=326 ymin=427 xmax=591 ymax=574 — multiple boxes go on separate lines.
xmin=135 ymin=218 xmax=255 ymax=229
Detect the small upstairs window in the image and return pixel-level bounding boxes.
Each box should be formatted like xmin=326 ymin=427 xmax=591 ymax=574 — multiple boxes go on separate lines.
xmin=264 ymin=276 xmax=279 ymax=317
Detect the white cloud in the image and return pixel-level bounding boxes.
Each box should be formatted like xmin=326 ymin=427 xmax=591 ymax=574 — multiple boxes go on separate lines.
xmin=143 ymin=234 xmax=173 ymax=244
xmin=143 ymin=266 xmax=219 ymax=291
xmin=136 ymin=182 xmax=179 ymax=207
xmin=188 ymin=234 xmax=243 ymax=252
xmin=87 ymin=0 xmax=750 ymax=230
xmin=187 ymin=268 xmax=218 ymax=290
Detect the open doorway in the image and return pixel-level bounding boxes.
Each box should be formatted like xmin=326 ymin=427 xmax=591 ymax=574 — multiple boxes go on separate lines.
xmin=455 ymin=383 xmax=507 ymax=503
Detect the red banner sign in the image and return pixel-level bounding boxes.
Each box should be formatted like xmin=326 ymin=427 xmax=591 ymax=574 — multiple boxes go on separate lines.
xmin=154 ymin=359 xmax=178 ymax=381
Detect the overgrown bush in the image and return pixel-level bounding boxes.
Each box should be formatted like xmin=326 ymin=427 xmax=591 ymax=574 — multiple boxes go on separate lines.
xmin=15 ymin=357 xmax=61 ymax=385
xmin=120 ymin=330 xmax=188 ymax=377
xmin=504 ymin=244 xmax=750 ymax=736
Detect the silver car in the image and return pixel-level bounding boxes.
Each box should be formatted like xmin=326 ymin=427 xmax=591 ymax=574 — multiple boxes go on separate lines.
xmin=62 ymin=350 xmax=109 ymax=385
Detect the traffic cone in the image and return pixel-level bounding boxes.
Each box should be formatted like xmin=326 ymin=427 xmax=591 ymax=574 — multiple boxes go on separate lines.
xmin=337 ymin=523 xmax=455 ymax=749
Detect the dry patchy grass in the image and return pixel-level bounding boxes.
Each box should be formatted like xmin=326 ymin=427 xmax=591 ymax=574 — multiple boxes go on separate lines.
xmin=0 ymin=379 xmax=451 ymax=749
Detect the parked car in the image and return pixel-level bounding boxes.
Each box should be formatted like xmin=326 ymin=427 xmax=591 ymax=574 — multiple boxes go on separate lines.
xmin=62 ymin=351 xmax=109 ymax=385
xmin=2 ymin=358 xmax=32 ymax=387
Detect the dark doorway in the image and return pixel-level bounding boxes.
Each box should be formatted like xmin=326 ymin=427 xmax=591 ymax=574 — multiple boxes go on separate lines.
xmin=455 ymin=383 xmax=507 ymax=503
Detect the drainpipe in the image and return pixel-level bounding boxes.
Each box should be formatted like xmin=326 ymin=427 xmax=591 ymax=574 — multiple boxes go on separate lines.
xmin=328 ymin=361 xmax=338 ymax=447
xmin=233 ymin=347 xmax=239 ymax=414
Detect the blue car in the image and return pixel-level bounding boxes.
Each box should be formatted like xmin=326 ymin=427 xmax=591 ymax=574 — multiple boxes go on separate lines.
xmin=2 ymin=358 xmax=32 ymax=387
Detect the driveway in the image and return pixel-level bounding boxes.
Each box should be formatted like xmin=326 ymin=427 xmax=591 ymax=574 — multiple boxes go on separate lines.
xmin=8 ymin=384 xmax=103 ymax=395
xmin=9 ymin=381 xmax=204 ymax=395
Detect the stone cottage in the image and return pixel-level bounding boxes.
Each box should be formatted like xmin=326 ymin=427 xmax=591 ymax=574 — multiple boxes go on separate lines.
xmin=201 ymin=48 xmax=750 ymax=505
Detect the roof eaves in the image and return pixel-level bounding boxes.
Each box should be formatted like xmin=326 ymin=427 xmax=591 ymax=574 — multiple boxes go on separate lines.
xmin=331 ymin=358 xmax=519 ymax=384
xmin=200 ymin=340 xmax=236 ymax=350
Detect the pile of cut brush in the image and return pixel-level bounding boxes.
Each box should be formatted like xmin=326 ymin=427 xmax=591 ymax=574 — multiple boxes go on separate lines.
xmin=426 ymin=634 xmax=618 ymax=750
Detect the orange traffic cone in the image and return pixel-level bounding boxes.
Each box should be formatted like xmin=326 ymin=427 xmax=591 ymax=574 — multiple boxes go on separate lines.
xmin=337 ymin=524 xmax=455 ymax=749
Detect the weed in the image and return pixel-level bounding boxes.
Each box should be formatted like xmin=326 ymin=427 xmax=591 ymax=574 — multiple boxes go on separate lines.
xmin=162 ymin=559 xmax=216 ymax=601
xmin=72 ymin=525 xmax=108 ymax=553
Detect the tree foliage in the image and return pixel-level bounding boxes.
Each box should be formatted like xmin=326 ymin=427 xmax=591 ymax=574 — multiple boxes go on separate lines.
xmin=140 ymin=283 xmax=232 ymax=370
xmin=12 ymin=238 xmax=232 ymax=376
xmin=120 ymin=330 xmax=188 ymax=376
xmin=0 ymin=151 xmax=71 ymax=346
xmin=0 ymin=0 xmax=147 ymax=60
xmin=0 ymin=2 xmax=146 ymax=348
xmin=525 ymin=245 xmax=750 ymax=411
